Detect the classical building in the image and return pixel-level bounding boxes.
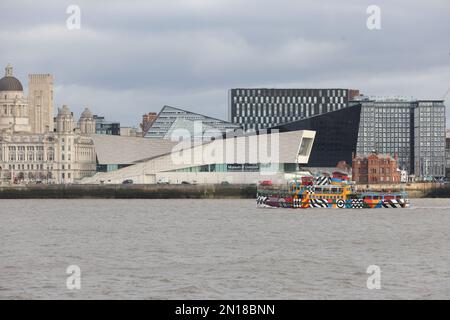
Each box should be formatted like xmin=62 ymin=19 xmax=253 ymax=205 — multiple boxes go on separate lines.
xmin=28 ymin=73 xmax=54 ymax=134
xmin=0 ymin=64 xmax=31 ymax=132
xmin=352 ymin=152 xmax=401 ymax=184
xmin=0 ymin=64 xmax=97 ymax=184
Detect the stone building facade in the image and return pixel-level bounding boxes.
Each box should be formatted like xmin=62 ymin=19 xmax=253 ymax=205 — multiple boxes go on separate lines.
xmin=352 ymin=151 xmax=401 ymax=184
xmin=0 ymin=64 xmax=97 ymax=184
xmin=28 ymin=73 xmax=54 ymax=134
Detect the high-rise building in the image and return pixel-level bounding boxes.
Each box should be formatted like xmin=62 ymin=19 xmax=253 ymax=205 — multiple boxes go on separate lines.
xmin=228 ymin=88 xmax=360 ymax=131
xmin=356 ymin=99 xmax=413 ymax=173
xmin=413 ymin=100 xmax=446 ymax=178
xmin=355 ymin=98 xmax=446 ymax=178
xmin=28 ymin=73 xmax=54 ymax=134
xmin=145 ymin=105 xmax=241 ymax=140
xmin=445 ymin=130 xmax=450 ymax=178
xmin=268 ymin=97 xmax=446 ymax=179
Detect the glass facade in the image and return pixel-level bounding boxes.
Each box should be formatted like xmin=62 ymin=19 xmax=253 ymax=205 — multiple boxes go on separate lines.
xmin=266 ymin=99 xmax=446 ymax=178
xmin=270 ymin=104 xmax=362 ymax=167
xmin=93 ymin=115 xmax=120 ymax=136
xmin=413 ymin=101 xmax=446 ymax=178
xmin=356 ymin=100 xmax=446 ymax=177
xmin=145 ymin=105 xmax=241 ymax=140
xmin=97 ymin=163 xmax=131 ymax=172
xmin=228 ymin=88 xmax=359 ymax=131
xmin=356 ymin=101 xmax=413 ymax=173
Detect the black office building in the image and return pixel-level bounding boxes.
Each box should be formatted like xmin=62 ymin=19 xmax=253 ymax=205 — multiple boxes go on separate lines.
xmin=266 ymin=98 xmax=446 ymax=178
xmin=269 ymin=104 xmax=362 ymax=167
xmin=229 ymin=88 xmax=360 ymax=131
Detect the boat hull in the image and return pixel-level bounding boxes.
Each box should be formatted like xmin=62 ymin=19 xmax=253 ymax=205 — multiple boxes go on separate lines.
xmin=256 ymin=195 xmax=409 ymax=209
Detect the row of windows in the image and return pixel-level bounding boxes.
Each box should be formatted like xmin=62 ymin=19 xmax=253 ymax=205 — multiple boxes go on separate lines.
xmin=235 ymin=103 xmax=344 ymax=117
xmin=233 ymin=89 xmax=347 ymax=97
xmin=6 ymin=164 xmax=51 ymax=170
xmin=233 ymin=96 xmax=344 ymax=104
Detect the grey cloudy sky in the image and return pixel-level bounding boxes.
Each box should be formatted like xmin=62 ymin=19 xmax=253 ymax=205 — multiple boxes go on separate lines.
xmin=0 ymin=0 xmax=449 ymax=126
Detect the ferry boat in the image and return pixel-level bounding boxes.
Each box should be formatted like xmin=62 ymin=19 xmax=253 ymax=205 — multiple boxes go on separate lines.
xmin=256 ymin=173 xmax=409 ymax=209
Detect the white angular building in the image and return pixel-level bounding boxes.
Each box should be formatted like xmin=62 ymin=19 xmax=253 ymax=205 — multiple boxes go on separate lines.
xmin=82 ymin=130 xmax=316 ymax=184
xmin=0 ymin=64 xmax=97 ymax=184
xmin=145 ymin=105 xmax=242 ymax=140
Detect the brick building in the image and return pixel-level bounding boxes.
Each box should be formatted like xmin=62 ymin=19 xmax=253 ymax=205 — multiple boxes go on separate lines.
xmin=140 ymin=112 xmax=158 ymax=137
xmin=352 ymin=151 xmax=401 ymax=184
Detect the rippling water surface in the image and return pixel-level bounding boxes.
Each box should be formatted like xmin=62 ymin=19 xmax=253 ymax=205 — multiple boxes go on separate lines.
xmin=1 ymin=198 xmax=450 ymax=299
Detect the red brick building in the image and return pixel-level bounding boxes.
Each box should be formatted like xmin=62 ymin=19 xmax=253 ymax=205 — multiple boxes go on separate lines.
xmin=140 ymin=112 xmax=158 ymax=137
xmin=352 ymin=152 xmax=401 ymax=184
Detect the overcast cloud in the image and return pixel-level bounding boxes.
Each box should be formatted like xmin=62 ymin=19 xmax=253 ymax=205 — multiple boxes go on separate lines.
xmin=0 ymin=0 xmax=449 ymax=126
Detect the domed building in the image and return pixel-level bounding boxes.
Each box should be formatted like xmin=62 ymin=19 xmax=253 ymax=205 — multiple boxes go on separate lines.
xmin=79 ymin=107 xmax=96 ymax=134
xmin=0 ymin=64 xmax=31 ymax=132
xmin=0 ymin=64 xmax=97 ymax=184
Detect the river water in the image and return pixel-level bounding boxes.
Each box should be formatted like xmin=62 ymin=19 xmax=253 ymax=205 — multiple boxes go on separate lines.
xmin=1 ymin=199 xmax=450 ymax=299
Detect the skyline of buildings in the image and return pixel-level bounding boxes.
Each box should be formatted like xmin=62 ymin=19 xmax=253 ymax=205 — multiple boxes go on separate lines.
xmin=266 ymin=98 xmax=445 ymax=179
xmin=354 ymin=98 xmax=446 ymax=178
xmin=0 ymin=64 xmax=97 ymax=184
xmin=0 ymin=63 xmax=447 ymax=183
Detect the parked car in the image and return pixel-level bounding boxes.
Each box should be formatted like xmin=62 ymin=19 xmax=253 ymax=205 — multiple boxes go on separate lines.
xmin=259 ymin=180 xmax=272 ymax=186
xmin=220 ymin=181 xmax=230 ymax=185
xmin=181 ymin=181 xmax=191 ymax=185
xmin=157 ymin=177 xmax=170 ymax=184
xmin=122 ymin=179 xmax=134 ymax=184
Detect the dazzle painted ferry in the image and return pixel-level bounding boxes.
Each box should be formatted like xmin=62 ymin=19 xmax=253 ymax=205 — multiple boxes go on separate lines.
xmin=257 ymin=173 xmax=409 ymax=209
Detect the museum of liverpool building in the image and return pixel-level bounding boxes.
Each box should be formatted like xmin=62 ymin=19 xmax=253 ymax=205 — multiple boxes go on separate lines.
xmin=81 ymin=130 xmax=316 ymax=184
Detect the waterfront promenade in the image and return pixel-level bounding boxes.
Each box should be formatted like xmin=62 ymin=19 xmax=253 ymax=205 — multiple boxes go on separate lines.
xmin=0 ymin=182 xmax=448 ymax=199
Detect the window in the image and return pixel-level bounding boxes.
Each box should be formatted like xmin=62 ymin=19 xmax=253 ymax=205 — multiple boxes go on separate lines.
xmin=298 ymin=138 xmax=313 ymax=156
